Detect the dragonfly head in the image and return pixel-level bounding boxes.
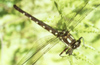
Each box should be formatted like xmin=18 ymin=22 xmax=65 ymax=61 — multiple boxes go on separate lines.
xmin=72 ymin=37 xmax=82 ymax=49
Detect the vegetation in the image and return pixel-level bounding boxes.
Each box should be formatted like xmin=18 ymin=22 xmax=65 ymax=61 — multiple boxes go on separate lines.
xmin=0 ymin=0 xmax=100 ymax=65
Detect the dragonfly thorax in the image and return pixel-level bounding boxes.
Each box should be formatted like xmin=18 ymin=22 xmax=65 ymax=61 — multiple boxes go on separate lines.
xmin=58 ymin=31 xmax=81 ymax=50
xmin=59 ymin=32 xmax=82 ymax=55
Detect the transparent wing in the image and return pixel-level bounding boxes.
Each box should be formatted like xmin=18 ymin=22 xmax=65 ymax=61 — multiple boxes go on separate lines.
xmin=68 ymin=3 xmax=100 ymax=31
xmin=55 ymin=0 xmax=89 ymax=30
xmin=16 ymin=35 xmax=60 ymax=65
xmin=55 ymin=0 xmax=100 ymax=31
xmin=66 ymin=0 xmax=89 ymax=28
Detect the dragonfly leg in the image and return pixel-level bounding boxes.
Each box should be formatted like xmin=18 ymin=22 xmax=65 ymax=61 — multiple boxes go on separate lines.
xmin=59 ymin=47 xmax=68 ymax=57
xmin=66 ymin=48 xmax=73 ymax=55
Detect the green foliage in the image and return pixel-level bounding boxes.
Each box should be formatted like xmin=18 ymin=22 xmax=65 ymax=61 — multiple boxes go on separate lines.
xmin=0 ymin=0 xmax=100 ymax=65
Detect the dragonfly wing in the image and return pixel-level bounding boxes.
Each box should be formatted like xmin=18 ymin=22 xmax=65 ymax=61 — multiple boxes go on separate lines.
xmin=16 ymin=35 xmax=60 ymax=65
xmin=55 ymin=0 xmax=89 ymax=31
xmin=66 ymin=1 xmax=89 ymax=28
xmin=68 ymin=2 xmax=100 ymax=30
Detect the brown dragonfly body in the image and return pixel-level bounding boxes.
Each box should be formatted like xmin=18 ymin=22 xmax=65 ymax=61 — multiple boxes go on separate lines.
xmin=14 ymin=5 xmax=82 ymax=56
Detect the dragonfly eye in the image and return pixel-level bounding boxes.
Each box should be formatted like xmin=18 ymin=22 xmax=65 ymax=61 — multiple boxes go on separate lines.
xmin=73 ymin=45 xmax=77 ymax=49
xmin=72 ymin=42 xmax=80 ymax=49
xmin=72 ymin=37 xmax=82 ymax=49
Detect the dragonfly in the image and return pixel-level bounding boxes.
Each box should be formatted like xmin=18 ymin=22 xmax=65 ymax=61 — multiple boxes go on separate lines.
xmin=14 ymin=0 xmax=99 ymax=65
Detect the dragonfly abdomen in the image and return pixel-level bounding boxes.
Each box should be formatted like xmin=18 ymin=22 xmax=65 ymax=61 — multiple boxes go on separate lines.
xmin=14 ymin=5 xmax=59 ymax=36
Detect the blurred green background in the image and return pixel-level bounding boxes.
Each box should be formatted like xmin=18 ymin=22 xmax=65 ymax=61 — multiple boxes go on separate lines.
xmin=0 ymin=0 xmax=100 ymax=65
